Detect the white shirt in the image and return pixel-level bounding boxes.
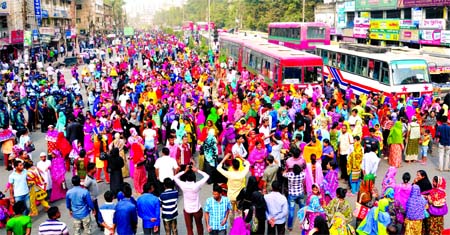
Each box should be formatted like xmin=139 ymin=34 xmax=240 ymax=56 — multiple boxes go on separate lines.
xmin=173 ymin=170 xmax=209 ymax=213
xmin=231 ymin=143 xmax=247 ymax=159
xmin=259 ymin=125 xmax=271 ymax=145
xmin=154 ymin=155 xmax=179 ymax=183
xmin=143 ymin=128 xmax=156 ymax=141
xmin=362 ymin=151 xmax=380 ymax=176
xmin=338 ymin=132 xmax=354 ymax=155
xmin=118 ymin=94 xmax=129 ymax=108
xmin=37 ymin=159 xmax=52 ymax=189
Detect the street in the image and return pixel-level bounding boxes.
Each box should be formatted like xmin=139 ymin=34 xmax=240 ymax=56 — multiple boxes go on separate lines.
xmin=0 ymin=64 xmax=448 ymax=235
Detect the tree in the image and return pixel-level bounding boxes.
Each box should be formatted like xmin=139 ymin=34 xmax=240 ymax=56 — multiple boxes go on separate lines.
xmin=105 ymin=0 xmax=126 ymax=31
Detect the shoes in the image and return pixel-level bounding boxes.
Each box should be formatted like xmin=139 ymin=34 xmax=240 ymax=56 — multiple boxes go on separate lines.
xmin=96 ymin=180 xmax=103 ymax=183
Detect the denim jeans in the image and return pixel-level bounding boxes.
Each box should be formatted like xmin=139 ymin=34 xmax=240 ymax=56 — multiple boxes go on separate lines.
xmin=15 ymin=194 xmax=30 ymax=215
xmin=287 ymin=194 xmax=304 ymax=229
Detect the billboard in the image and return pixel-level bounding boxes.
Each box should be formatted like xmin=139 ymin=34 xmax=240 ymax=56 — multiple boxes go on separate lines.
xmin=420 ymin=29 xmax=441 ymax=45
xmin=355 ymin=0 xmax=397 ymax=11
xmin=353 ymin=17 xmax=370 ymax=38
xmin=369 ymin=19 xmax=400 ymax=41
xmin=401 ymin=0 xmax=450 ymax=8
xmin=123 ymin=27 xmax=134 ymax=36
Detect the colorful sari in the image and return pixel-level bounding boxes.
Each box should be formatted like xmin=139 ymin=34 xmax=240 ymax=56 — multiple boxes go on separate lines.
xmin=381 ymin=166 xmax=397 ymax=196
xmin=131 ymin=142 xmax=147 ymax=194
xmin=50 ymin=150 xmax=67 ymax=202
xmin=425 ymin=177 xmax=447 ymax=235
xmin=387 ymin=121 xmax=403 ymax=168
xmin=297 ymin=195 xmax=326 ymax=234
xmin=46 ymin=129 xmax=58 ymax=155
xmin=357 ymin=198 xmax=391 ymax=235
xmin=347 ymin=141 xmax=363 ymax=194
xmin=404 ymin=185 xmax=427 ymax=235
xmin=248 ymin=147 xmax=267 ymax=178
xmin=127 ymin=128 xmax=143 ymax=178
xmin=321 ymin=169 xmax=338 ymax=204
xmin=330 ymin=212 xmax=355 ymax=235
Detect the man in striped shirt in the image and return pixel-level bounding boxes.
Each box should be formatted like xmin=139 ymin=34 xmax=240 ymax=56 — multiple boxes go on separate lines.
xmin=38 ymin=206 xmax=69 ymax=235
xmin=159 ymin=178 xmax=179 ymax=235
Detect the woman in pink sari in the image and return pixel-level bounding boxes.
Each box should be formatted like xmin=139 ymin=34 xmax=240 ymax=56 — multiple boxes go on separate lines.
xmin=127 ymin=128 xmax=143 ymax=178
xmin=50 ymin=149 xmax=67 ymax=202
xmin=248 ymin=141 xmax=267 ymax=186
xmin=394 ymin=172 xmax=412 ymax=210
xmin=83 ymin=118 xmax=94 ymax=162
xmin=46 ymin=125 xmax=58 ymax=155
xmin=305 ymin=154 xmax=324 ymax=196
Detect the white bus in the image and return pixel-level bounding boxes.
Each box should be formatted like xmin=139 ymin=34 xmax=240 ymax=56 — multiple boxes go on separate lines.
xmin=315 ymin=44 xmax=433 ymax=100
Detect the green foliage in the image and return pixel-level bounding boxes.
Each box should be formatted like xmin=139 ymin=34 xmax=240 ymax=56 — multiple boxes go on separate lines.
xmin=153 ymin=0 xmax=319 ymax=32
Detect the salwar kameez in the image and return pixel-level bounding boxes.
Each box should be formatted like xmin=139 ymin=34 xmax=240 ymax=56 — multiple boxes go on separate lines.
xmin=404 ymin=218 xmax=422 ymax=235
xmin=425 ymin=216 xmax=444 ymax=235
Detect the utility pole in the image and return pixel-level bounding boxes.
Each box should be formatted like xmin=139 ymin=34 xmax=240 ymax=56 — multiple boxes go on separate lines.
xmin=302 ymin=0 xmax=305 ymax=22
xmin=208 ymin=0 xmax=211 ymax=49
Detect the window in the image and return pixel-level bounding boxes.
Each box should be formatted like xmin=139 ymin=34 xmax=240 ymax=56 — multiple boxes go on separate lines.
xmin=346 ymin=55 xmax=356 ymax=73
xmin=403 ymin=9 xmax=412 ymax=19
xmin=274 ymin=64 xmax=279 ymax=85
xmin=307 ymin=26 xmax=326 ymax=39
xmin=0 ymin=16 xmax=7 ymax=28
xmin=76 ymin=4 xmax=82 ymax=10
xmin=340 ymin=54 xmax=346 ymax=70
xmin=356 ymin=58 xmax=368 ymax=76
xmin=426 ymin=7 xmax=444 ymax=19
xmin=249 ymin=54 xmax=254 ymax=68
xmin=256 ymin=57 xmax=262 ymax=71
xmin=283 ymin=67 xmax=302 ymax=84
xmin=304 ymin=66 xmax=320 ymax=83
xmin=263 ymin=60 xmax=271 ymax=76
xmin=329 ymin=52 xmax=336 ymax=66
xmin=391 ymin=60 xmax=430 ymax=85
xmin=373 ymin=61 xmax=381 ymax=81
xmin=386 ymin=10 xmax=400 ymax=18
xmin=371 ymin=11 xmax=383 ymax=19
xmin=347 ymin=12 xmax=355 ymax=28
xmin=381 ymin=62 xmax=390 ymax=85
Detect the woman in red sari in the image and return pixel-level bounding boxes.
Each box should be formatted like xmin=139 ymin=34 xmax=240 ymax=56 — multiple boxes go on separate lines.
xmin=425 ymin=176 xmax=448 ymax=235
xmin=131 ymin=140 xmax=147 ymax=195
xmin=56 ymin=132 xmax=72 ymax=171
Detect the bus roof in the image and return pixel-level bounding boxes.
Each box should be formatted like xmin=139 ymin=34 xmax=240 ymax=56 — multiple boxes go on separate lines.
xmin=243 ymin=40 xmax=322 ymax=62
xmin=268 ymin=22 xmax=329 ymax=28
xmin=315 ymin=44 xmax=428 ymax=63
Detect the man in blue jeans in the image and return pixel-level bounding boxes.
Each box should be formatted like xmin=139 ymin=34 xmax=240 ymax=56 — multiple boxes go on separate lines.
xmin=66 ymin=175 xmax=96 ymax=235
xmin=8 ymin=159 xmax=30 ymax=215
xmin=282 ymin=164 xmax=306 ymax=231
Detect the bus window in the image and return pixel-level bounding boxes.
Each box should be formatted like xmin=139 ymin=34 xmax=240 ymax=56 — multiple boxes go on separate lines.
xmin=346 ymin=55 xmax=356 ymax=73
xmin=274 ymin=64 xmax=279 ymax=85
xmin=361 ymin=58 xmax=368 ymax=77
xmin=307 ymin=27 xmax=326 ymax=39
xmin=256 ymin=57 xmax=262 ymax=71
xmin=282 ymin=67 xmax=302 ymax=84
xmin=340 ymin=54 xmax=346 ymax=70
xmin=249 ymin=53 xmax=254 ymax=68
xmin=321 ymin=50 xmax=329 ymax=65
xmin=304 ymin=66 xmax=320 ymax=83
xmin=263 ymin=61 xmax=271 ymax=76
xmin=330 ymin=52 xmax=337 ymax=67
xmin=381 ymin=62 xmax=389 ymax=85
xmin=373 ymin=61 xmax=381 ymax=81
xmin=368 ymin=59 xmax=375 ymax=78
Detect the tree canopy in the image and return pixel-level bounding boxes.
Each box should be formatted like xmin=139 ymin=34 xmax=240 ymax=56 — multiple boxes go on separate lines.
xmin=153 ymin=0 xmax=319 ymax=32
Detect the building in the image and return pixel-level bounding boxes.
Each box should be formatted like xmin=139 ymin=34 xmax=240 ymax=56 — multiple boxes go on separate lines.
xmin=76 ymin=0 xmax=104 ymax=36
xmin=40 ymin=0 xmax=72 ymax=49
xmin=103 ymin=2 xmax=113 ymax=33
xmin=315 ymin=0 xmax=450 ymax=48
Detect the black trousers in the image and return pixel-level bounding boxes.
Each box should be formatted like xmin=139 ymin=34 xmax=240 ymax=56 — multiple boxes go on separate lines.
xmin=339 ymin=154 xmax=349 ymax=180
xmin=267 ymin=222 xmax=286 ymax=235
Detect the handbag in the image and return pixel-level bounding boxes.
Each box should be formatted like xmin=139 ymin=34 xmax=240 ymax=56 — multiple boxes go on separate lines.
xmin=35 ymin=190 xmax=47 ymax=201
xmin=25 ymin=143 xmax=35 ymax=153
xmin=428 ymin=204 xmax=448 ymax=216
xmin=99 ymin=152 xmax=109 ymax=161
xmin=250 ymin=206 xmax=259 ymax=232
xmin=353 ymin=202 xmax=370 ymax=220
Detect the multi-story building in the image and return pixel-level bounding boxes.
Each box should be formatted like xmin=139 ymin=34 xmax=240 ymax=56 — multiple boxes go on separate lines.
xmin=315 ymin=0 xmax=450 ymax=48
xmin=103 ymin=2 xmax=113 ymax=34
xmin=40 ymin=0 xmax=72 ymax=49
xmin=75 ymin=0 xmax=103 ymax=36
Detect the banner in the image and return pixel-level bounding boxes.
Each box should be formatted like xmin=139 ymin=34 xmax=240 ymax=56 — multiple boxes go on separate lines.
xmin=411 ymin=8 xmax=422 ymax=26
xmin=355 ymin=0 xmax=397 ymax=11
xmin=420 ymin=19 xmax=445 ymax=30
xmin=369 ymin=19 xmax=400 ymax=41
xmin=24 ymin=31 xmax=32 ymax=46
xmin=39 ymin=27 xmax=54 ymax=35
xmin=441 ymin=30 xmax=450 ymax=44
xmin=0 ymin=0 xmax=8 ymax=15
xmin=123 ymin=27 xmax=134 ymax=36
xmin=420 ymin=29 xmax=441 ymax=45
xmin=344 ymin=1 xmax=355 ymax=12
xmin=353 ymin=17 xmax=370 ymax=38
xmin=10 ymin=30 xmax=23 ymax=44
xmin=337 ymin=3 xmax=346 ymax=28
xmin=34 ymin=0 xmax=42 ymax=27
xmin=429 ymin=66 xmax=450 ymax=74
xmin=400 ymin=20 xmax=416 ymax=29
xmin=401 ymin=0 xmax=450 ymax=7
xmin=400 ymin=29 xmax=419 ymax=42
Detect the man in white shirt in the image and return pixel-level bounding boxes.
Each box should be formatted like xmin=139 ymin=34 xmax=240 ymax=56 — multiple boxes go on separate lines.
xmin=338 ymin=125 xmax=353 ymax=180
xmin=155 ymin=147 xmax=180 ymax=184
xmin=362 ymin=145 xmax=380 ymax=177
xmin=143 ymin=122 xmax=157 ymax=150
xmin=259 ymin=117 xmax=273 ymax=151
xmin=231 ymin=134 xmax=247 ymax=159
xmin=36 ymin=152 xmax=52 ymax=198
xmin=173 ymin=166 xmax=209 ymax=235
xmin=348 ymin=109 xmax=362 ymax=132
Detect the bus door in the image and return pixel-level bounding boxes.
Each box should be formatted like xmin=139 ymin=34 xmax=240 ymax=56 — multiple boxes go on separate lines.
xmin=273 ymin=63 xmax=279 ymax=86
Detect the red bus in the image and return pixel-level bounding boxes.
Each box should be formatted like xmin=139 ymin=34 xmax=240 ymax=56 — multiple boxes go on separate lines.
xmin=220 ymin=33 xmax=323 ymax=88
xmin=182 ymin=21 xmax=194 ymax=31
xmin=195 ymin=22 xmax=215 ymax=31
xmin=268 ymin=22 xmax=331 ymax=52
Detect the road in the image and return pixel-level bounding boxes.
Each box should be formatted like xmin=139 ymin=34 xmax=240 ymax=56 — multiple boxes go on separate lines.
xmin=1 ymin=61 xmax=449 ymax=234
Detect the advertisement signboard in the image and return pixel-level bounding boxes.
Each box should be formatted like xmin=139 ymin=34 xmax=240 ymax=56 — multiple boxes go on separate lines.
xmin=10 ymin=30 xmax=23 ymax=44
xmin=419 ymin=29 xmax=441 ymax=45
xmin=369 ymin=19 xmax=400 ymax=41
xmin=355 ymin=0 xmax=397 ymax=11
xmin=123 ymin=27 xmax=134 ymax=36
xmin=402 ymin=0 xmax=450 ymax=8
xmin=441 ymin=30 xmax=450 ymax=44
xmin=39 ymin=27 xmax=55 ymax=35
xmin=411 ymin=8 xmax=422 ymax=26
xmin=400 ymin=20 xmax=416 ymax=29
xmin=429 ymin=66 xmax=450 ymax=74
xmin=24 ymin=31 xmax=32 ymax=46
xmin=419 ymin=19 xmax=445 ymax=30
xmin=400 ymin=29 xmax=419 ymax=42
xmin=0 ymin=0 xmax=9 ymax=15
xmin=337 ymin=3 xmax=346 ymax=28
xmin=344 ymin=1 xmax=355 ymax=12
xmin=34 ymin=0 xmax=42 ymax=27
xmin=353 ymin=17 xmax=370 ymax=38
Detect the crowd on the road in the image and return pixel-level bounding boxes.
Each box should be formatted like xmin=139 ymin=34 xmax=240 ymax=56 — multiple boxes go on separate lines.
xmin=0 ymin=30 xmax=449 ymax=235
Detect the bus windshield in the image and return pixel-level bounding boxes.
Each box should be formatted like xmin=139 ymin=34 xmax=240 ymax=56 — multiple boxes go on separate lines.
xmin=282 ymin=67 xmax=301 ymax=84
xmin=307 ymin=27 xmax=326 ymax=39
xmin=391 ymin=60 xmax=430 ymax=85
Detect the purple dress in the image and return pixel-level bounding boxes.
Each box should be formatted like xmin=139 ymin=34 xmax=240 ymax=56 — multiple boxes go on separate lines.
xmin=321 ymin=169 xmax=339 ymax=204
xmin=50 ymin=150 xmax=67 ymax=202
xmin=83 ymin=123 xmax=94 ymax=162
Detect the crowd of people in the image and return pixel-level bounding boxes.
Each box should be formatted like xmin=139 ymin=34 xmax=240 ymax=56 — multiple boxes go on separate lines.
xmin=0 ymin=30 xmax=449 ymax=235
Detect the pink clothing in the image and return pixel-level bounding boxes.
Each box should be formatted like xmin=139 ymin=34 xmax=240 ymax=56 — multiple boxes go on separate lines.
xmin=166 ymin=143 xmax=179 ymax=160
xmin=305 ymin=163 xmax=324 ymax=195
xmin=50 ymin=151 xmax=67 ymax=202
xmin=248 ymin=148 xmax=267 ymax=178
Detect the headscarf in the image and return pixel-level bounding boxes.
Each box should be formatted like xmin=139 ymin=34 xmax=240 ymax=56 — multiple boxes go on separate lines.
xmin=330 ymin=212 xmax=355 ymax=235
xmin=383 ymin=187 xmax=395 ymax=199
xmin=382 ymin=167 xmax=397 ymax=195
xmin=387 ymin=121 xmax=403 ymax=145
xmin=428 ymin=176 xmax=447 ymax=207
xmin=206 ymin=107 xmax=219 ymax=123
xmin=406 ymin=184 xmax=427 ymax=220
xmin=357 ymin=198 xmax=391 ymax=235
xmin=297 ymin=195 xmax=325 ymax=223
xmin=130 ymin=127 xmax=138 ymax=137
